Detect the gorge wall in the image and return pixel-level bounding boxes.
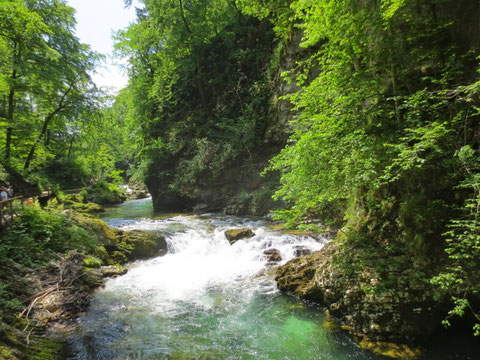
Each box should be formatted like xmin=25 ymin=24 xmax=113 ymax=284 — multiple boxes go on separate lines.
xmin=144 ymin=18 xmax=308 ymax=215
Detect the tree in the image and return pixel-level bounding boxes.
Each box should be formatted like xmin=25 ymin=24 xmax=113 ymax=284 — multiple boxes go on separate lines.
xmin=0 ymin=0 xmax=101 ymax=185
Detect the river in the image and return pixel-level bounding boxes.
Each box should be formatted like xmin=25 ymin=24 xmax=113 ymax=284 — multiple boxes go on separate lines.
xmin=67 ymin=198 xmax=479 ymax=360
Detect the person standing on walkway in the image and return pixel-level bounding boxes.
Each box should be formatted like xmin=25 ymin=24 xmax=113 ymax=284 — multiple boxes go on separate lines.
xmin=0 ymin=187 xmax=9 ymax=202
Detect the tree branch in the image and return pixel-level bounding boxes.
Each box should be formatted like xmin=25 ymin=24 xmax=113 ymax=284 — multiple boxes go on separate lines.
xmin=178 ymin=0 xmax=192 ymax=34
xmin=24 ymin=86 xmax=72 ymax=170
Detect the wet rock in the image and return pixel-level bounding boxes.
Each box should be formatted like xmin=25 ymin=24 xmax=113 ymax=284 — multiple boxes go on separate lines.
xmin=293 ymin=245 xmax=311 ymax=257
xmin=78 ymin=217 xmax=118 ymax=248
xmin=263 ymin=248 xmax=282 ymax=262
xmin=275 ymin=242 xmax=446 ymax=342
xmin=193 ymin=203 xmax=209 ymax=212
xmin=224 ymin=228 xmax=255 ymax=244
xmin=127 ymin=190 xmax=149 ymax=200
xmin=101 ymin=265 xmax=128 ymax=278
xmin=69 ymin=202 xmax=104 ymax=214
xmin=115 ymin=230 xmax=168 ymax=261
xmin=77 ymin=215 xmax=168 ymax=264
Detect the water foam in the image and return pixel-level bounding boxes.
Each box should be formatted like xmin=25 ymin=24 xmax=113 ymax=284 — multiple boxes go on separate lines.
xmin=103 ymin=215 xmax=325 ymax=311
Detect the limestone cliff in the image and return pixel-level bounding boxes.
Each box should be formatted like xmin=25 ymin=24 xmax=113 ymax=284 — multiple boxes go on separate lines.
xmin=145 ymin=21 xmax=311 ymax=216
xmin=275 ymin=242 xmax=448 ymax=342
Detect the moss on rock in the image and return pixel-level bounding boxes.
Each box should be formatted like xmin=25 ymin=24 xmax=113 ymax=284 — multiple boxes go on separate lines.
xmin=0 ymin=324 xmax=65 ymax=360
xmin=114 ymin=229 xmax=168 ymax=262
xmin=0 ymin=208 xmax=169 ymax=360
xmin=69 ymin=202 xmax=104 ymax=214
xmin=275 ymin=241 xmax=447 ymax=343
xmin=77 ymin=217 xmax=117 ymax=248
xmin=224 ymin=228 xmax=255 ymax=244
xmin=358 ymin=338 xmax=421 ymax=359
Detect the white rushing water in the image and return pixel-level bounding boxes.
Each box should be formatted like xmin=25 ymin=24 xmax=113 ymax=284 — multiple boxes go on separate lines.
xmin=71 ymin=205 xmax=395 ymax=360
xmin=69 ymin=213 xmax=349 ymax=360
xmin=69 ymin=202 xmax=480 ymax=360
xmin=104 ymin=215 xmax=325 ymax=312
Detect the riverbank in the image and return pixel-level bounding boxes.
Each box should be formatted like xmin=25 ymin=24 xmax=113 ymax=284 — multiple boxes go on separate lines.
xmin=2 ymin=197 xmax=479 ymax=359
xmin=274 ymin=238 xmax=480 ymax=359
xmin=0 ymin=201 xmax=168 ymax=360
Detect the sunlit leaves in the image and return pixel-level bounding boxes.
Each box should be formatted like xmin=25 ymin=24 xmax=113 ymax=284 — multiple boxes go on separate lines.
xmin=0 ymin=0 xmax=102 ymax=182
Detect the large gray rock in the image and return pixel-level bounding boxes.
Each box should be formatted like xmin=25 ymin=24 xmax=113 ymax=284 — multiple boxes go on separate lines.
xmin=275 ymin=242 xmax=446 ymax=342
xmin=263 ymin=248 xmax=282 ymax=262
xmin=293 ymin=245 xmax=311 ymax=257
xmin=224 ymin=228 xmax=255 ymax=244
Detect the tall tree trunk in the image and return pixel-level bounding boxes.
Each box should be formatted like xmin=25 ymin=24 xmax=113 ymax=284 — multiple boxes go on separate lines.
xmin=67 ymin=134 xmax=75 ymax=160
xmin=6 ymin=43 xmax=19 ymax=162
xmin=5 ymin=69 xmax=16 ymax=162
xmin=24 ymin=87 xmax=71 ymax=170
xmin=194 ymin=51 xmax=208 ymax=109
xmin=0 ymin=161 xmax=38 ymax=195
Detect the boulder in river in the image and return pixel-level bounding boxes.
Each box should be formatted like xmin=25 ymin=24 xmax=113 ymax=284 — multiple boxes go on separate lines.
xmin=77 ymin=216 xmax=168 ymax=264
xmin=101 ymin=265 xmax=128 ymax=278
xmin=293 ymin=245 xmax=311 ymax=258
xmin=115 ymin=229 xmax=168 ymax=261
xmin=224 ymin=228 xmax=255 ymax=244
xmin=263 ymin=248 xmax=282 ymax=262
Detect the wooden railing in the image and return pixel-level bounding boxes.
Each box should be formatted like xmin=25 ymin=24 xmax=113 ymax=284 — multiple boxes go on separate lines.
xmin=0 ymin=187 xmax=86 ymax=227
xmin=62 ymin=188 xmax=85 ymax=194
xmin=0 ymin=196 xmax=23 ymax=227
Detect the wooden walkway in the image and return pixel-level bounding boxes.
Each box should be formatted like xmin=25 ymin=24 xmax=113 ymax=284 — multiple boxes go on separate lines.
xmin=0 ymin=187 xmax=86 ymax=227
xmin=0 ymin=196 xmax=22 ymax=227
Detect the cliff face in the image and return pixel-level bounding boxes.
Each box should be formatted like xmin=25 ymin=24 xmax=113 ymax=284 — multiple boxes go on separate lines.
xmin=275 ymin=242 xmax=447 ymax=343
xmin=146 ymin=20 xmax=309 ymax=215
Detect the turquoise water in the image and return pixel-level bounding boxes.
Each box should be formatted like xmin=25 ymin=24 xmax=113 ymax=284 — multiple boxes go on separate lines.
xmin=68 ymin=198 xmax=479 ymax=360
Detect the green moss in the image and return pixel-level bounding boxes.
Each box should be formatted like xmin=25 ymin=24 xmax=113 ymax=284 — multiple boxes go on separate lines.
xmin=93 ymin=246 xmax=110 ymax=264
xmin=358 ymin=338 xmax=421 ymax=359
xmin=0 ymin=324 xmax=65 ymax=360
xmin=0 ymin=346 xmax=20 ymax=360
xmin=70 ymin=202 xmax=104 ymax=214
xmin=115 ymin=230 xmax=167 ymax=261
xmin=224 ymin=228 xmax=255 ymax=244
xmin=24 ymin=336 xmax=65 ymax=360
xmin=78 ymin=217 xmax=117 ymax=247
xmin=83 ymin=256 xmax=102 ymax=268
xmin=111 ymin=251 xmax=127 ymax=264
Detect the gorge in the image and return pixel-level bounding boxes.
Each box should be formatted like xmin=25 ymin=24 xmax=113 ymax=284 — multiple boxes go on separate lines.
xmin=1 ymin=0 xmax=480 ymax=359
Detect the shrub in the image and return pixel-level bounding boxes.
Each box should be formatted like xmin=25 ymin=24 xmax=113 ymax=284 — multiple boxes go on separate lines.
xmin=85 ymin=180 xmax=126 ymax=205
xmin=0 ymin=206 xmax=96 ymax=267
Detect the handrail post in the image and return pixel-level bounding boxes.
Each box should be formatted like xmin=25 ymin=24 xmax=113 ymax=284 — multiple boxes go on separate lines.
xmin=9 ymin=200 xmax=13 ymax=223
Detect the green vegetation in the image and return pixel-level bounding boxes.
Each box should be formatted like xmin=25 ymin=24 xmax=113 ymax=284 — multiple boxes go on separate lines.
xmin=81 ymin=180 xmax=127 ymax=205
xmin=1 ymin=0 xmax=480 ymax=345
xmin=0 ymin=205 xmax=95 ymax=267
xmin=0 ymin=201 xmax=167 ymax=358
xmin=115 ymin=0 xmax=282 ymax=211
xmin=245 ymin=0 xmax=480 ymax=334
xmin=0 ymin=0 xmax=137 ymax=192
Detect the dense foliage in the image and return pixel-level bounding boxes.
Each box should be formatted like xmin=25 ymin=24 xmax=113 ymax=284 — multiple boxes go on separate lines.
xmin=0 ymin=205 xmax=95 ymax=268
xmin=1 ymin=0 xmax=480 ymax=341
xmin=116 ymin=0 xmax=480 ymax=331
xmin=0 ymin=0 xmax=135 ymax=191
xmin=243 ymin=0 xmax=480 ymax=333
xmin=116 ymin=0 xmax=281 ymax=210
